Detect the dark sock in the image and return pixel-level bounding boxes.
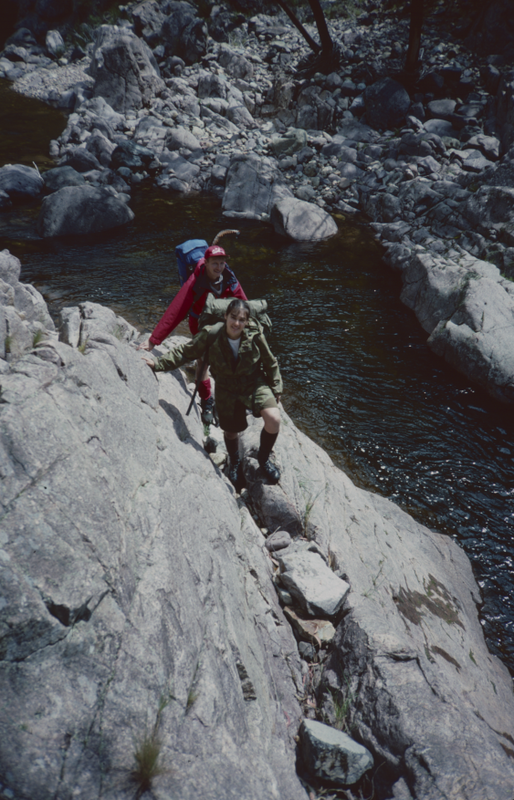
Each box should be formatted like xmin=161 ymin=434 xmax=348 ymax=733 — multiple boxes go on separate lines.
xmin=224 ymin=435 xmax=239 ymax=463
xmin=258 ymin=429 xmax=278 ymax=465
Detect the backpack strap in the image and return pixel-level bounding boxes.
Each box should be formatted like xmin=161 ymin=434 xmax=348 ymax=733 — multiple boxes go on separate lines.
xmin=204 ymin=321 xmax=224 ymax=355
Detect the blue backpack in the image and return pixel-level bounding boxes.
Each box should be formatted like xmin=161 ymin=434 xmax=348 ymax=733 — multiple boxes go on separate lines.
xmin=175 ymin=239 xmax=208 ymax=287
xmin=175 ymin=230 xmax=240 ymax=287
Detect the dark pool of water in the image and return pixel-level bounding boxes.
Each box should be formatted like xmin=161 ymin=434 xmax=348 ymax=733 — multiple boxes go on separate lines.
xmin=1 ymin=84 xmax=514 ymax=676
xmin=0 ymin=79 xmax=66 ymax=169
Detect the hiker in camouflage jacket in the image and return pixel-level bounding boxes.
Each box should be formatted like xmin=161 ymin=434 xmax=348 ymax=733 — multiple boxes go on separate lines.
xmin=142 ymin=298 xmax=282 ymax=486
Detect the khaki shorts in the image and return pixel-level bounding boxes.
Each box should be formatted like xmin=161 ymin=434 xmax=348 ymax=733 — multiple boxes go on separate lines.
xmin=216 ymin=382 xmax=278 ymax=433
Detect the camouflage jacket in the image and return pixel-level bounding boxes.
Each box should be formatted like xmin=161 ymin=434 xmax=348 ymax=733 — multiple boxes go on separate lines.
xmin=154 ymin=323 xmax=283 ymax=399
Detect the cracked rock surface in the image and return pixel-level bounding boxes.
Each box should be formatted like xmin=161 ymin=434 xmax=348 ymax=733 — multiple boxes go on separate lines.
xmin=0 ymin=251 xmax=306 ymax=800
xmin=240 ymin=409 xmax=514 ymax=800
xmin=1 ymin=250 xmax=514 ymax=798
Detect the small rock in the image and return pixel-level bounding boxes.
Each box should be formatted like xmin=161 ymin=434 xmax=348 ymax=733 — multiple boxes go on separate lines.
xmin=271 ymin=128 xmax=308 ymax=157
xmin=298 ymin=641 xmax=316 ymax=660
xmin=276 ymin=587 xmax=294 ymax=605
xmin=364 ymin=77 xmax=411 ymax=130
xmin=424 ymin=118 xmax=455 ymax=137
xmin=462 ymin=150 xmax=492 ymax=172
xmin=299 ymin=719 xmax=373 ymax=786
xmin=265 ymin=530 xmax=292 ymax=551
xmin=295 ymin=184 xmax=316 ymax=202
xmin=46 ymin=30 xmax=65 ymax=59
xmin=427 ymin=99 xmax=456 ymax=119
xmin=283 ymin=606 xmax=336 ymax=646
xmin=465 ymin=134 xmax=501 ymax=161
xmin=276 ymin=543 xmax=349 ymax=616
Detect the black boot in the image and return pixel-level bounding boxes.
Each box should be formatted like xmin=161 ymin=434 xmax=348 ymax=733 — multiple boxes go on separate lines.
xmin=227 ymin=455 xmax=241 ymax=486
xmin=201 ymin=396 xmax=215 ymax=426
xmin=257 ymin=430 xmax=280 ymax=484
xmin=225 ymin=435 xmax=241 ymax=488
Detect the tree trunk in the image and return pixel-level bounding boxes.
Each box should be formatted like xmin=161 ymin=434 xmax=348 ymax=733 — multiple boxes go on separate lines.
xmin=404 ymin=0 xmax=423 ymax=74
xmin=307 ymin=0 xmax=334 ymax=57
xmin=274 ymin=0 xmax=321 ymax=54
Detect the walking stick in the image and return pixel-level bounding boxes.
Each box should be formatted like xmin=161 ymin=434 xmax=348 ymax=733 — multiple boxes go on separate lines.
xmin=186 ymin=354 xmax=206 ymax=417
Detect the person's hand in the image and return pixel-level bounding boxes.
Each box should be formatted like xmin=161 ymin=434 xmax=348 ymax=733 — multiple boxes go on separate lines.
xmin=274 ymin=394 xmax=281 ymax=404
xmin=137 ymin=338 xmax=152 ymax=351
xmin=141 ymin=356 xmax=156 ymax=370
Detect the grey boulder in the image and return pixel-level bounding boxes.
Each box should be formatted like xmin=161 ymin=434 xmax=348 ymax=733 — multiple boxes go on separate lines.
xmin=132 ymin=0 xmax=166 ymax=47
xmin=45 ymin=29 xmax=65 ymax=58
xmin=275 ymin=542 xmax=350 ymax=617
xmin=36 ymin=186 xmax=135 ymax=238
xmin=165 ymin=125 xmax=202 ymax=151
xmin=85 ymin=129 xmax=117 ymax=167
xmin=217 ymin=44 xmax=254 ymax=80
xmin=0 ymin=164 xmax=43 ymax=203
xmin=464 ymin=134 xmax=501 ymax=161
xmin=271 ymin=128 xmax=308 ymax=157
xmin=381 ymin=240 xmax=514 ymax=403
xmin=270 ymin=197 xmax=338 ymax=241
xmin=427 ymin=98 xmax=456 ymax=119
xmin=462 ymin=149 xmax=493 ymax=172
xmin=222 ymin=154 xmax=293 ymax=220
xmin=60 ymin=149 xmax=102 ymax=173
xmin=161 ymin=1 xmax=208 ymax=65
xmin=462 ymin=185 xmax=514 ymax=243
xmin=428 ymin=274 xmax=514 ymax=404
xmin=0 ymin=250 xmax=55 ymax=361
xmin=299 ymin=720 xmax=373 ymax=786
xmin=43 ymin=166 xmax=86 ymax=193
xmin=364 ymin=78 xmax=411 ymax=130
xmin=89 ymin=25 xmax=165 ymax=113
xmin=423 ymin=118 xmax=455 ymax=137
xmin=265 ymin=530 xmax=292 ymax=552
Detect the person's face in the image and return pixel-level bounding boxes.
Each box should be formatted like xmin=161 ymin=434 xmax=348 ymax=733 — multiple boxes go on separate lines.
xmin=205 ymin=256 xmax=226 ymax=282
xmin=225 ymin=309 xmax=248 ymax=340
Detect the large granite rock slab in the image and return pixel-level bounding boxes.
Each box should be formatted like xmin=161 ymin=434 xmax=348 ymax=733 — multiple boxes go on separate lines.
xmin=0 ymin=264 xmax=307 ymax=800
xmin=240 ymin=413 xmax=514 ymax=800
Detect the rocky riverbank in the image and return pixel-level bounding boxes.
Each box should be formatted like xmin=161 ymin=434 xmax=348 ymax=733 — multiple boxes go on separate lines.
xmin=1 ymin=1 xmax=514 ymax=403
xmin=2 ymin=245 xmax=514 ymax=800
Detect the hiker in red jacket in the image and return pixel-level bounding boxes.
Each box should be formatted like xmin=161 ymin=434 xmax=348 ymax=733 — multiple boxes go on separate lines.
xmin=137 ymin=244 xmax=247 ymax=424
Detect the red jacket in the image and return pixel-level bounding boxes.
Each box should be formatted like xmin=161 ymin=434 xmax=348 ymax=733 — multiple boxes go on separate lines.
xmin=150 ymin=260 xmax=247 ymax=345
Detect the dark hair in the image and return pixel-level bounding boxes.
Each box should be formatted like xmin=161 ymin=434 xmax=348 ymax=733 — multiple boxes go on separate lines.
xmin=226 ymin=298 xmax=250 ymax=319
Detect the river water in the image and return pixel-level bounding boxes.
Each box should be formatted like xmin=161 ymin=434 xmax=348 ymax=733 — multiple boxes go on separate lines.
xmin=2 ymin=80 xmax=514 ymax=675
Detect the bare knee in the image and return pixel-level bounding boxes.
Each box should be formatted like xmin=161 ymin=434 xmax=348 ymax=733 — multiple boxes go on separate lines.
xmin=261 ymin=407 xmax=280 ymax=434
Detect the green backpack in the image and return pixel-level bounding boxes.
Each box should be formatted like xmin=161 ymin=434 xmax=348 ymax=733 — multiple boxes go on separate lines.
xmin=198 ymin=295 xmax=272 ymax=338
